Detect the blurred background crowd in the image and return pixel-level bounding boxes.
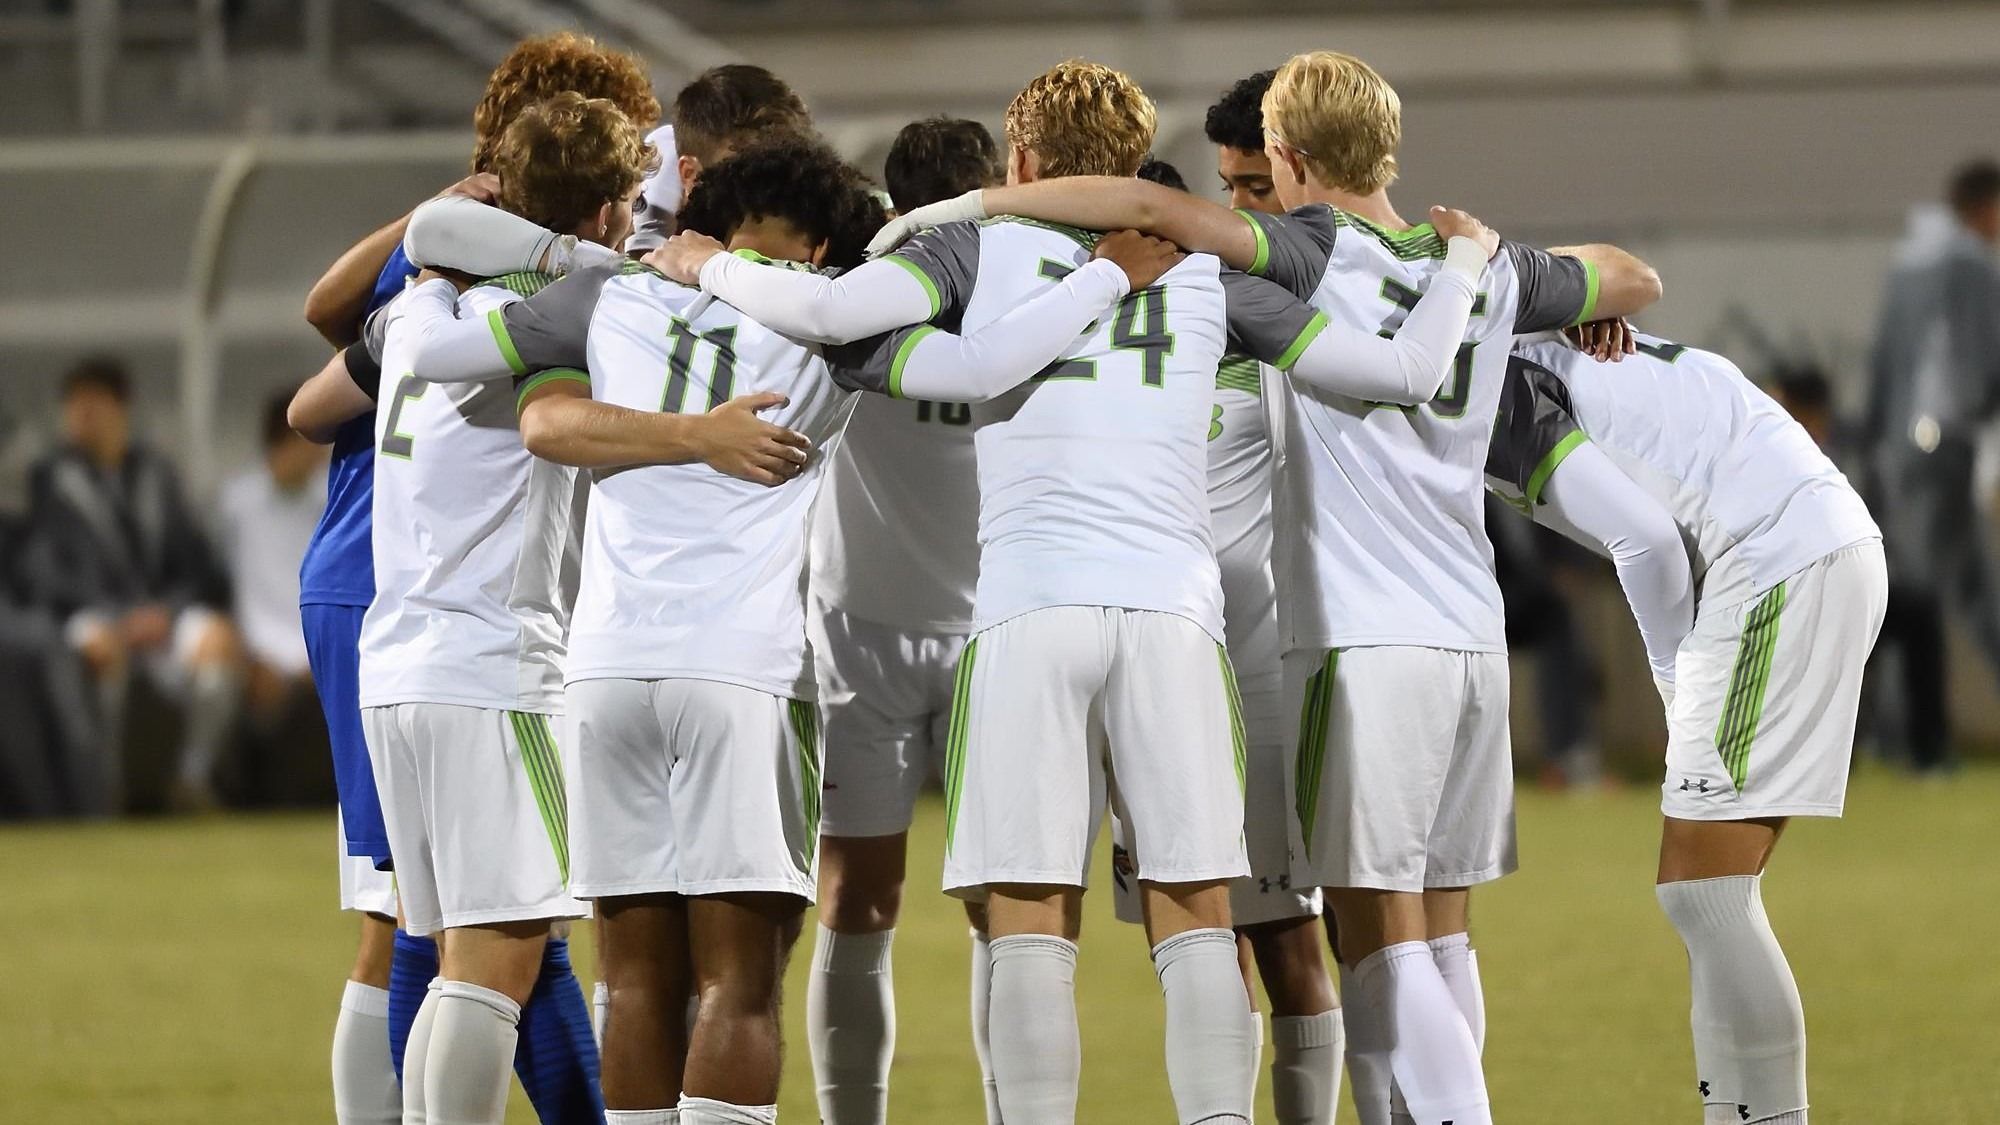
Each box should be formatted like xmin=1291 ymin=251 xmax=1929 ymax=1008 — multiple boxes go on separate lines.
xmin=3 ymin=0 xmax=1998 ymax=820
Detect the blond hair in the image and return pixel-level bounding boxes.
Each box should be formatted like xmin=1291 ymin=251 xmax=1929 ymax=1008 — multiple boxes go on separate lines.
xmin=493 ymin=92 xmax=653 ymax=234
xmin=1003 ymin=60 xmax=1156 ymax=179
xmin=1262 ymin=51 xmax=1401 ymax=194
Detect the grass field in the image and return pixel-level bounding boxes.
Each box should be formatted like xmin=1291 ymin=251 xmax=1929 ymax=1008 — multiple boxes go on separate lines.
xmin=4 ymin=764 xmax=1995 ymax=1123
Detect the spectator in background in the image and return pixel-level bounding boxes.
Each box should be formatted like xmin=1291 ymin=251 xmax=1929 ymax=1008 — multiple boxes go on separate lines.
xmin=1865 ymin=159 xmax=2000 ymax=773
xmin=219 ymin=394 xmax=327 ymax=725
xmin=1488 ymin=495 xmax=1605 ymax=788
xmin=18 ymin=357 xmax=243 ymax=811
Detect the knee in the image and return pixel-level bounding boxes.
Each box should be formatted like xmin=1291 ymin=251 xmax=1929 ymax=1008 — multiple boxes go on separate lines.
xmin=819 ymin=862 xmax=904 ymax=933
xmin=191 ymin=616 xmax=243 ymax=669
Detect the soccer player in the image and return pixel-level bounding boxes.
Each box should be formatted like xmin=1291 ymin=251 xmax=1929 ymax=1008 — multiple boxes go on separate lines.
xmin=1205 ymin=70 xmax=1281 ymax=212
xmin=384 ymin=132 xmax=1182 ymax=1125
xmin=650 ymin=59 xmax=1503 ymax=1125
xmin=868 ymin=50 xmax=1663 ymax=1125
xmin=293 ymin=32 xmax=661 ymax=1125
xmin=799 ymin=116 xmax=1006 ymax=1125
xmin=1490 ymin=334 xmax=1886 ymax=1125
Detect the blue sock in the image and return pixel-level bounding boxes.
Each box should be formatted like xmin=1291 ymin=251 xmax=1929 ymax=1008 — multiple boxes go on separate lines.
xmin=513 ymin=937 xmax=605 ymax=1124
xmin=387 ymin=929 xmax=440 ymax=1082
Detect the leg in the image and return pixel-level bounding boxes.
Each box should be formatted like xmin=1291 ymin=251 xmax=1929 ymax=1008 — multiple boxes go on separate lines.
xmin=416 ymin=920 xmax=551 ymax=1125
xmin=597 ymin=893 xmax=694 ymax=1113
xmin=986 ymin=885 xmax=1085 ymax=1125
xmin=1421 ymin=890 xmax=1483 ymax=1053
xmin=170 ymin=610 xmax=243 ymax=809
xmin=1657 ymin=817 xmax=1805 ymax=1125
xmin=513 ymin=931 xmax=605 ymax=1125
xmin=681 ymin=892 xmax=807 ymax=1118
xmin=965 ymin=901 xmax=1003 ymax=1125
xmin=1245 ymin=916 xmax=1342 ymax=1125
xmin=334 ymin=912 xmax=402 ymax=1125
xmin=1143 ymin=880 xmax=1255 ymax=1125
xmin=808 ymin=833 xmax=907 ymax=1125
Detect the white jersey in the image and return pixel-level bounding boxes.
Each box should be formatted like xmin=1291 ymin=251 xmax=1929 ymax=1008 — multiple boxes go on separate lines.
xmin=810 ymin=393 xmax=979 ymax=633
xmin=481 ymin=260 xmax=866 ymax=698
xmin=358 ymin=276 xmax=581 ymax=712
xmin=1244 ymin=207 xmax=1597 ymax=653
xmin=1510 ymin=334 xmax=1881 ymax=605
xmin=1209 ymin=356 xmax=1280 ymax=674
xmin=888 ymin=219 xmax=1319 ymax=643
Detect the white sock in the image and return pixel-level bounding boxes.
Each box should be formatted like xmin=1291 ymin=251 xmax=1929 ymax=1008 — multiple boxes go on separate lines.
xmin=422 ymin=980 xmax=521 ymax=1125
xmin=606 ymin=1112 xmax=681 ymax=1125
xmin=1427 ymin=934 xmax=1485 ymax=1054
xmin=1246 ymin=1007 xmax=1266 ymax=1110
xmin=402 ymin=979 xmax=443 ymax=1125
xmin=1153 ymin=927 xmax=1254 ymax=1125
xmin=1658 ymin=877 xmax=1809 ymax=1125
xmin=592 ymin=980 xmax=609 ymax=1046
xmin=807 ymin=925 xmax=896 ymax=1125
xmin=678 ymin=1095 xmax=777 ymax=1124
xmin=1270 ymin=1010 xmax=1342 ymax=1125
xmin=332 ymin=981 xmax=400 ymax=1125
xmin=968 ymin=929 xmax=1003 ymax=1125
xmin=1352 ymin=942 xmax=1489 ymax=1125
xmin=176 ymin=661 xmax=240 ymax=788
xmin=988 ymin=934 xmax=1081 ymax=1125
xmin=1338 ymin=963 xmax=1393 ymax=1125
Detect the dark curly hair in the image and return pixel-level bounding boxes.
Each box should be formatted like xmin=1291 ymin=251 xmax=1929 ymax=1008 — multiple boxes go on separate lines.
xmin=471 ymin=32 xmax=660 ymax=173
xmin=1203 ymin=69 xmax=1275 ymax=153
xmin=677 ymin=136 xmax=887 ymax=271
xmin=1136 ymin=156 xmax=1188 ymax=192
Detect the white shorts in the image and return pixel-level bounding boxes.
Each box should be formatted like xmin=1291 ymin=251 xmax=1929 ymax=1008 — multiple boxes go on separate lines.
xmin=941 ymin=606 xmax=1248 ymax=899
xmin=1284 ymin=646 xmax=1516 ymax=893
xmin=1663 ymin=541 xmax=1887 ymax=821
xmin=363 ymin=703 xmax=583 ymax=937
xmin=567 ymin=677 xmax=819 ymax=902
xmin=1108 ymin=671 xmax=1319 ymax=928
xmin=809 ymin=597 xmax=967 ymax=838
xmin=336 ymin=813 xmax=396 ymax=917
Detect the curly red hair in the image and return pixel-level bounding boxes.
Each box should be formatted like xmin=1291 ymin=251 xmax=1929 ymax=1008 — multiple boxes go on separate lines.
xmin=472 ymin=32 xmax=660 ymax=173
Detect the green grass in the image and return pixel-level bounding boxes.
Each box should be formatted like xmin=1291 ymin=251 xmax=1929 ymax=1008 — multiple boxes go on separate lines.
xmin=3 ymin=764 xmax=1995 ymax=1123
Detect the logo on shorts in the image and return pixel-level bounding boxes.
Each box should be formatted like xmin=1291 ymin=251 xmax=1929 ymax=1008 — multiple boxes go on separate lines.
xmin=1257 ymin=874 xmax=1294 ymax=893
xmin=1111 ymin=843 xmax=1135 ymax=892
xmin=1699 ymin=1081 xmax=1711 ymax=1097
xmin=1679 ymin=777 xmax=1712 ymax=794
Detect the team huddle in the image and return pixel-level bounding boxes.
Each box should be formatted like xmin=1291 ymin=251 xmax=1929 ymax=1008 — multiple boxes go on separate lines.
xmin=289 ymin=32 xmax=1886 ymax=1125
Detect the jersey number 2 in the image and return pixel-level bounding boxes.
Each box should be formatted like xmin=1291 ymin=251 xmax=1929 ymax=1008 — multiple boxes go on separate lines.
xmin=380 ymin=374 xmax=428 ymax=460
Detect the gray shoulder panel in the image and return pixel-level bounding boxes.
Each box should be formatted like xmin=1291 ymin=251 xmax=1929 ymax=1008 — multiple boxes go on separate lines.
xmin=1488 ymin=353 xmax=1583 ymax=502
xmin=1221 ymin=270 xmax=1324 ymax=368
xmin=886 ymin=220 xmax=982 ymax=325
xmin=498 ymin=261 xmax=621 ymax=372
xmin=1504 ymin=242 xmax=1593 ymax=335
xmin=1245 ymin=205 xmax=1338 ymax=300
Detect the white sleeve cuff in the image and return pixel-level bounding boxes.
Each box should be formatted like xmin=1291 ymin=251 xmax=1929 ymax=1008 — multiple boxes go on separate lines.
xmin=1443 ymin=236 xmax=1489 ymax=283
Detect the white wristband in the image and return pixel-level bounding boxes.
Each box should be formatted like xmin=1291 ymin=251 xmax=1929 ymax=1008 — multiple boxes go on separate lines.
xmin=547 ymin=236 xmax=623 ymax=275
xmin=1443 ymin=236 xmax=1489 ymax=282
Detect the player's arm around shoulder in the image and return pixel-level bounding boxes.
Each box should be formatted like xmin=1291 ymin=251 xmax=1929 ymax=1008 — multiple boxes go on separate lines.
xmin=516 ymin=376 xmax=810 ymax=486
xmin=287 ymin=347 xmax=378 ymax=444
xmin=1544 ymin=242 xmax=1664 ymax=322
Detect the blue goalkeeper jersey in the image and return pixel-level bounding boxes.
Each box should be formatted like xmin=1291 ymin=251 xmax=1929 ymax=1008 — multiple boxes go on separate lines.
xmin=298 ymin=244 xmax=417 ymax=607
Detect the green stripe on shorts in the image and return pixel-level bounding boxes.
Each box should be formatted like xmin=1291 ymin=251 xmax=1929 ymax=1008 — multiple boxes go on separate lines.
xmin=1293 ymin=650 xmax=1338 ymax=857
xmin=942 ymin=637 xmax=980 ymax=855
xmin=1217 ymin=645 xmax=1247 ymax=792
xmin=788 ymin=699 xmax=823 ymax=864
xmin=1714 ymin=582 xmax=1788 ymax=791
xmin=508 ymin=712 xmax=570 ymax=882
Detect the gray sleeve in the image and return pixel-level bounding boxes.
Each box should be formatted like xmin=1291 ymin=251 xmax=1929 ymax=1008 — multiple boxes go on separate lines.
xmin=1242 ymin=205 xmax=1339 ymax=300
xmin=825 ymin=330 xmax=901 ymax=395
xmin=359 ymin=304 xmax=390 ymax=367
xmin=1487 ymin=354 xmax=1586 ymax=504
xmin=341 ymin=342 xmax=383 ymax=401
xmin=493 ymin=261 xmax=620 ymax=373
xmin=1503 ymin=241 xmax=1594 ymax=335
xmin=1221 ymin=271 xmax=1328 ymax=368
xmin=883 ymin=220 xmax=982 ymax=325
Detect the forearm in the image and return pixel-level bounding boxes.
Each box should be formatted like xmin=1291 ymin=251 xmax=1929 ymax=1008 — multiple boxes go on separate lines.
xmin=1549 ymin=243 xmax=1662 ymax=321
xmin=305 ymin=215 xmax=410 ymax=346
xmin=401 ymin=278 xmax=523 ymax=384
xmin=979 ymin=178 xmax=1260 ymax=270
xmin=520 ymin=397 xmax=711 ymax=469
xmin=405 ymin=196 xmax=623 ymax=278
xmin=1538 ymin=443 xmax=1693 ymax=682
xmin=1287 ymin=238 xmax=1483 ymax=403
xmin=893 ymin=259 xmax=1131 ymax=403
xmin=699 ymin=253 xmax=934 ymax=344
xmin=287 ymin=351 xmax=374 ymax=442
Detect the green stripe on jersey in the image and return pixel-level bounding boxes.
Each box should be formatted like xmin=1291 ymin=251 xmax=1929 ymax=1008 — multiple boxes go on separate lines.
xmin=1715 ymin=583 xmax=1788 ymax=790
xmin=887 ymin=325 xmax=941 ymax=399
xmin=1215 ymin=354 xmax=1263 ymax=395
xmin=1525 ymin=431 xmax=1590 ymax=507
xmin=1274 ymin=311 xmax=1330 ymax=370
xmin=508 ymin=712 xmax=570 ymax=881
xmin=787 ymin=700 xmax=823 ymax=864
xmin=477 ymin=270 xmax=557 ymax=297
xmin=1342 ymin=213 xmax=1448 ymax=260
xmin=942 ymin=637 xmax=980 ymax=854
xmin=1237 ymin=208 xmax=1272 ymax=276
xmin=1574 ymin=260 xmax=1603 ymax=326
xmin=1218 ymin=645 xmax=1247 ymax=792
xmin=515 ymin=367 xmax=590 ymax=412
xmin=1293 ymin=649 xmax=1338 ymax=856
xmin=488 ymin=308 xmax=528 ymax=376
xmin=885 ymin=255 xmax=943 ymax=319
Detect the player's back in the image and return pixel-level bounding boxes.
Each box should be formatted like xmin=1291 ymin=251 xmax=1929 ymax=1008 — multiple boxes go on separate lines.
xmin=961 ymin=219 xmax=1230 ymax=639
xmin=566 ymin=268 xmax=857 ymax=698
xmin=360 ymin=274 xmax=579 ymax=713
xmin=1274 ymin=214 xmax=1532 ymax=653
xmin=1208 ymin=356 xmax=1279 ymax=664
xmin=1515 ymin=334 xmax=1879 ymax=600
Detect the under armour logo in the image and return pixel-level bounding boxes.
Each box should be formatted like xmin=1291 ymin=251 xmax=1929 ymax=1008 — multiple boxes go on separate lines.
xmin=1699 ymin=1081 xmax=1711 ymax=1097
xmin=1257 ymin=874 xmax=1294 ymax=893
xmin=1679 ymin=778 xmax=1711 ymax=793
xmin=1739 ymin=1107 xmax=1750 ymax=1121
